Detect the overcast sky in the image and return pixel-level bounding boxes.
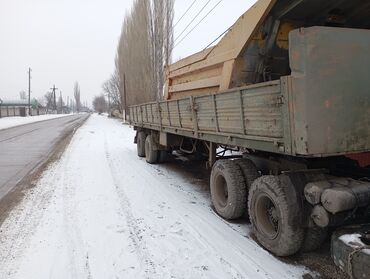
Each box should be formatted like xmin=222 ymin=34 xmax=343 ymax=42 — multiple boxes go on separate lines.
xmin=0 ymin=0 xmax=256 ymax=106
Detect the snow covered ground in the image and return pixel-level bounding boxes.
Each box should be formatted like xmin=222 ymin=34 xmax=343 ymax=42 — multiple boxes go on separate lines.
xmin=0 ymin=114 xmax=72 ymax=130
xmin=0 ymin=114 xmax=310 ymax=279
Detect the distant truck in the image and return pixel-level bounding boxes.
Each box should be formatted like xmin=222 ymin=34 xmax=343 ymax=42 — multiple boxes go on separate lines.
xmin=129 ymin=0 xmax=370 ymax=259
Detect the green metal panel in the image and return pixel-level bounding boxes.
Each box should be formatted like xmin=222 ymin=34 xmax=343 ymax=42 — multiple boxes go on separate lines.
xmin=289 ymin=27 xmax=370 ymax=156
xmin=129 ymin=80 xmax=286 ymax=154
xmin=129 ymin=27 xmax=370 ymax=158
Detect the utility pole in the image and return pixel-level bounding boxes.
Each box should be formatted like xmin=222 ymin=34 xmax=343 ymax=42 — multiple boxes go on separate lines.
xmin=59 ymin=91 xmax=63 ymax=114
xmin=28 ymin=68 xmax=32 ymax=116
xmin=50 ymin=85 xmax=58 ymax=113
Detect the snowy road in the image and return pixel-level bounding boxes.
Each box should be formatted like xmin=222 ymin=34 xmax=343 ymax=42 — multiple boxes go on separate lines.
xmin=0 ymin=114 xmax=73 ymax=131
xmin=0 ymin=114 xmax=310 ymax=279
xmin=0 ymin=114 xmax=88 ymax=201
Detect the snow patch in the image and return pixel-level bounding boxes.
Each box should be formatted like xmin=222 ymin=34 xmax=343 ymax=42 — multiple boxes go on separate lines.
xmin=339 ymin=234 xmax=366 ymax=248
xmin=0 ymin=114 xmax=310 ymax=278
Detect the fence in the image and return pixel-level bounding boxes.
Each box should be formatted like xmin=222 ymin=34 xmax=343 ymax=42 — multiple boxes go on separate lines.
xmin=0 ymin=106 xmax=48 ymax=118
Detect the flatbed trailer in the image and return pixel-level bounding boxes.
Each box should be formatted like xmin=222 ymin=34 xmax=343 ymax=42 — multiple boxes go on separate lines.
xmin=128 ymin=0 xmax=370 ymax=271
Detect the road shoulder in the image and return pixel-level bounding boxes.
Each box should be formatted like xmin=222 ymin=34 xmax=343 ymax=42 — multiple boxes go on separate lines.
xmin=0 ymin=114 xmax=89 ymax=226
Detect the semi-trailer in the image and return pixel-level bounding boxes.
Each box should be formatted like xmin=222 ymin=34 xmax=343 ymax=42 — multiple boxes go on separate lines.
xmin=129 ymin=0 xmax=370 ymax=263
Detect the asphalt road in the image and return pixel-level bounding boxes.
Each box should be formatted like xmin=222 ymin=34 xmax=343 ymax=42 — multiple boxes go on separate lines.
xmin=0 ymin=114 xmax=88 ymax=201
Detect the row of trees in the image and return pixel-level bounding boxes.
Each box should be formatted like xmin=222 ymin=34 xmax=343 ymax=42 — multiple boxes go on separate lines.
xmin=101 ymin=0 xmax=174 ymax=117
xmin=42 ymin=81 xmax=83 ymax=113
xmin=92 ymin=95 xmax=107 ymax=114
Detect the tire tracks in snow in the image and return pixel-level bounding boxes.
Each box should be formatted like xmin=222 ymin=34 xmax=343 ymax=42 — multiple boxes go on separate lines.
xmin=110 ymin=148 xmax=292 ymax=278
xmin=60 ymin=143 xmax=93 ymax=279
xmin=104 ymin=136 xmax=157 ymax=278
xmin=103 ymin=140 xmax=249 ymax=279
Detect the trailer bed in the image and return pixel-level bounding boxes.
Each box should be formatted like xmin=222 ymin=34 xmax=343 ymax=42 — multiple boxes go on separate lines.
xmin=129 ymin=27 xmax=370 ymax=158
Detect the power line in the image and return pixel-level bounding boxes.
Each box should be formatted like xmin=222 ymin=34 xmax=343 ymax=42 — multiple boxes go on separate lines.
xmin=203 ymin=25 xmax=231 ymax=50
xmin=174 ymin=0 xmax=198 ymax=28
xmin=174 ymin=0 xmax=212 ymax=43
xmin=174 ymin=0 xmax=223 ymax=49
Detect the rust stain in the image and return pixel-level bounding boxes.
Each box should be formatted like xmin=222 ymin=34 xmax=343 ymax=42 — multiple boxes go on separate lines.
xmin=276 ymin=22 xmax=298 ymax=49
xmin=291 ymin=50 xmax=300 ymax=66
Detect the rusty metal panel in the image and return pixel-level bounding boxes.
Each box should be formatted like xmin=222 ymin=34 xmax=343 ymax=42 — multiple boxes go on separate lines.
xmin=196 ymin=95 xmax=217 ymax=132
xmin=168 ymin=101 xmax=180 ymax=128
xmin=160 ymin=102 xmax=169 ymax=127
xmin=144 ymin=104 xmax=150 ymax=123
xmin=151 ymin=103 xmax=158 ymax=126
xmin=289 ymin=27 xmax=370 ymax=156
xmin=241 ymin=81 xmax=283 ymax=138
xmin=215 ymin=92 xmax=244 ymax=134
xmin=178 ymin=99 xmax=193 ymax=129
xmin=129 ymin=80 xmax=286 ymax=153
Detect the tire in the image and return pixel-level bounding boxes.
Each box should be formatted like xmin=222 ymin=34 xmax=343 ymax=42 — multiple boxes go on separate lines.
xmin=145 ymin=135 xmax=159 ymax=164
xmin=233 ymin=158 xmax=260 ymax=190
xmin=248 ymin=175 xmax=304 ymax=256
xmin=210 ymin=160 xmax=247 ymax=220
xmin=137 ymin=131 xmax=146 ymax=157
xmin=158 ymin=150 xmax=169 ymax=163
xmin=301 ymin=225 xmax=328 ymax=252
xmin=331 ymin=225 xmax=370 ymax=279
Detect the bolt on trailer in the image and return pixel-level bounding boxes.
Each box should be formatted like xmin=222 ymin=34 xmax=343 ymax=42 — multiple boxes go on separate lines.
xmin=129 ymin=0 xmax=370 ymax=258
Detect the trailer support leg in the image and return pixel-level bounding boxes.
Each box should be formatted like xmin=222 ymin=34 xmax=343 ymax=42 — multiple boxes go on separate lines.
xmin=207 ymin=142 xmax=217 ymax=169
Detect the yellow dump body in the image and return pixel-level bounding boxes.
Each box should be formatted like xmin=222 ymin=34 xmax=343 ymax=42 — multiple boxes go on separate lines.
xmin=165 ymin=0 xmax=370 ymax=100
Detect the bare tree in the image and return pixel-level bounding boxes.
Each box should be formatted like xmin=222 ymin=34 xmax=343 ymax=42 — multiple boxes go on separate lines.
xmin=57 ymin=93 xmax=65 ymax=114
xmin=116 ymin=0 xmax=174 ymax=107
xmin=151 ymin=0 xmax=174 ymax=101
xmin=44 ymin=92 xmax=54 ymax=113
xmin=37 ymin=97 xmax=45 ymax=107
xmin=102 ymin=70 xmax=122 ymax=113
xmin=74 ymin=81 xmax=81 ymax=113
xmin=164 ymin=0 xmax=174 ymax=66
xmin=92 ymin=95 xmax=107 ymax=114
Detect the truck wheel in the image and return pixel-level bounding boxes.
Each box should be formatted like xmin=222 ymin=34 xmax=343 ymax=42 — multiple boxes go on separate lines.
xmin=301 ymin=225 xmax=328 ymax=252
xmin=233 ymin=158 xmax=260 ymax=189
xmin=210 ymin=160 xmax=247 ymax=220
xmin=158 ymin=150 xmax=170 ymax=163
xmin=248 ymin=175 xmax=304 ymax=256
xmin=145 ymin=135 xmax=159 ymax=164
xmin=137 ymin=131 xmax=146 ymax=157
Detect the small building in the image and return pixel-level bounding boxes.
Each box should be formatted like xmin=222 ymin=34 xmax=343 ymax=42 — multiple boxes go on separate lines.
xmin=0 ymin=98 xmax=46 ymax=118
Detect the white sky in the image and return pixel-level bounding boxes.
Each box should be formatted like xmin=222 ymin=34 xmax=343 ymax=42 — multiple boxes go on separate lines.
xmin=0 ymin=0 xmax=256 ymax=106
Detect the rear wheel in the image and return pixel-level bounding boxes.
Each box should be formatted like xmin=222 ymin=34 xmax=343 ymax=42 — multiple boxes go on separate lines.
xmin=248 ymin=175 xmax=304 ymax=256
xmin=137 ymin=131 xmax=146 ymax=157
xmin=210 ymin=160 xmax=247 ymax=220
xmin=157 ymin=150 xmax=170 ymax=163
xmin=145 ymin=135 xmax=159 ymax=164
xmin=301 ymin=225 xmax=328 ymax=252
xmin=233 ymin=158 xmax=260 ymax=190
